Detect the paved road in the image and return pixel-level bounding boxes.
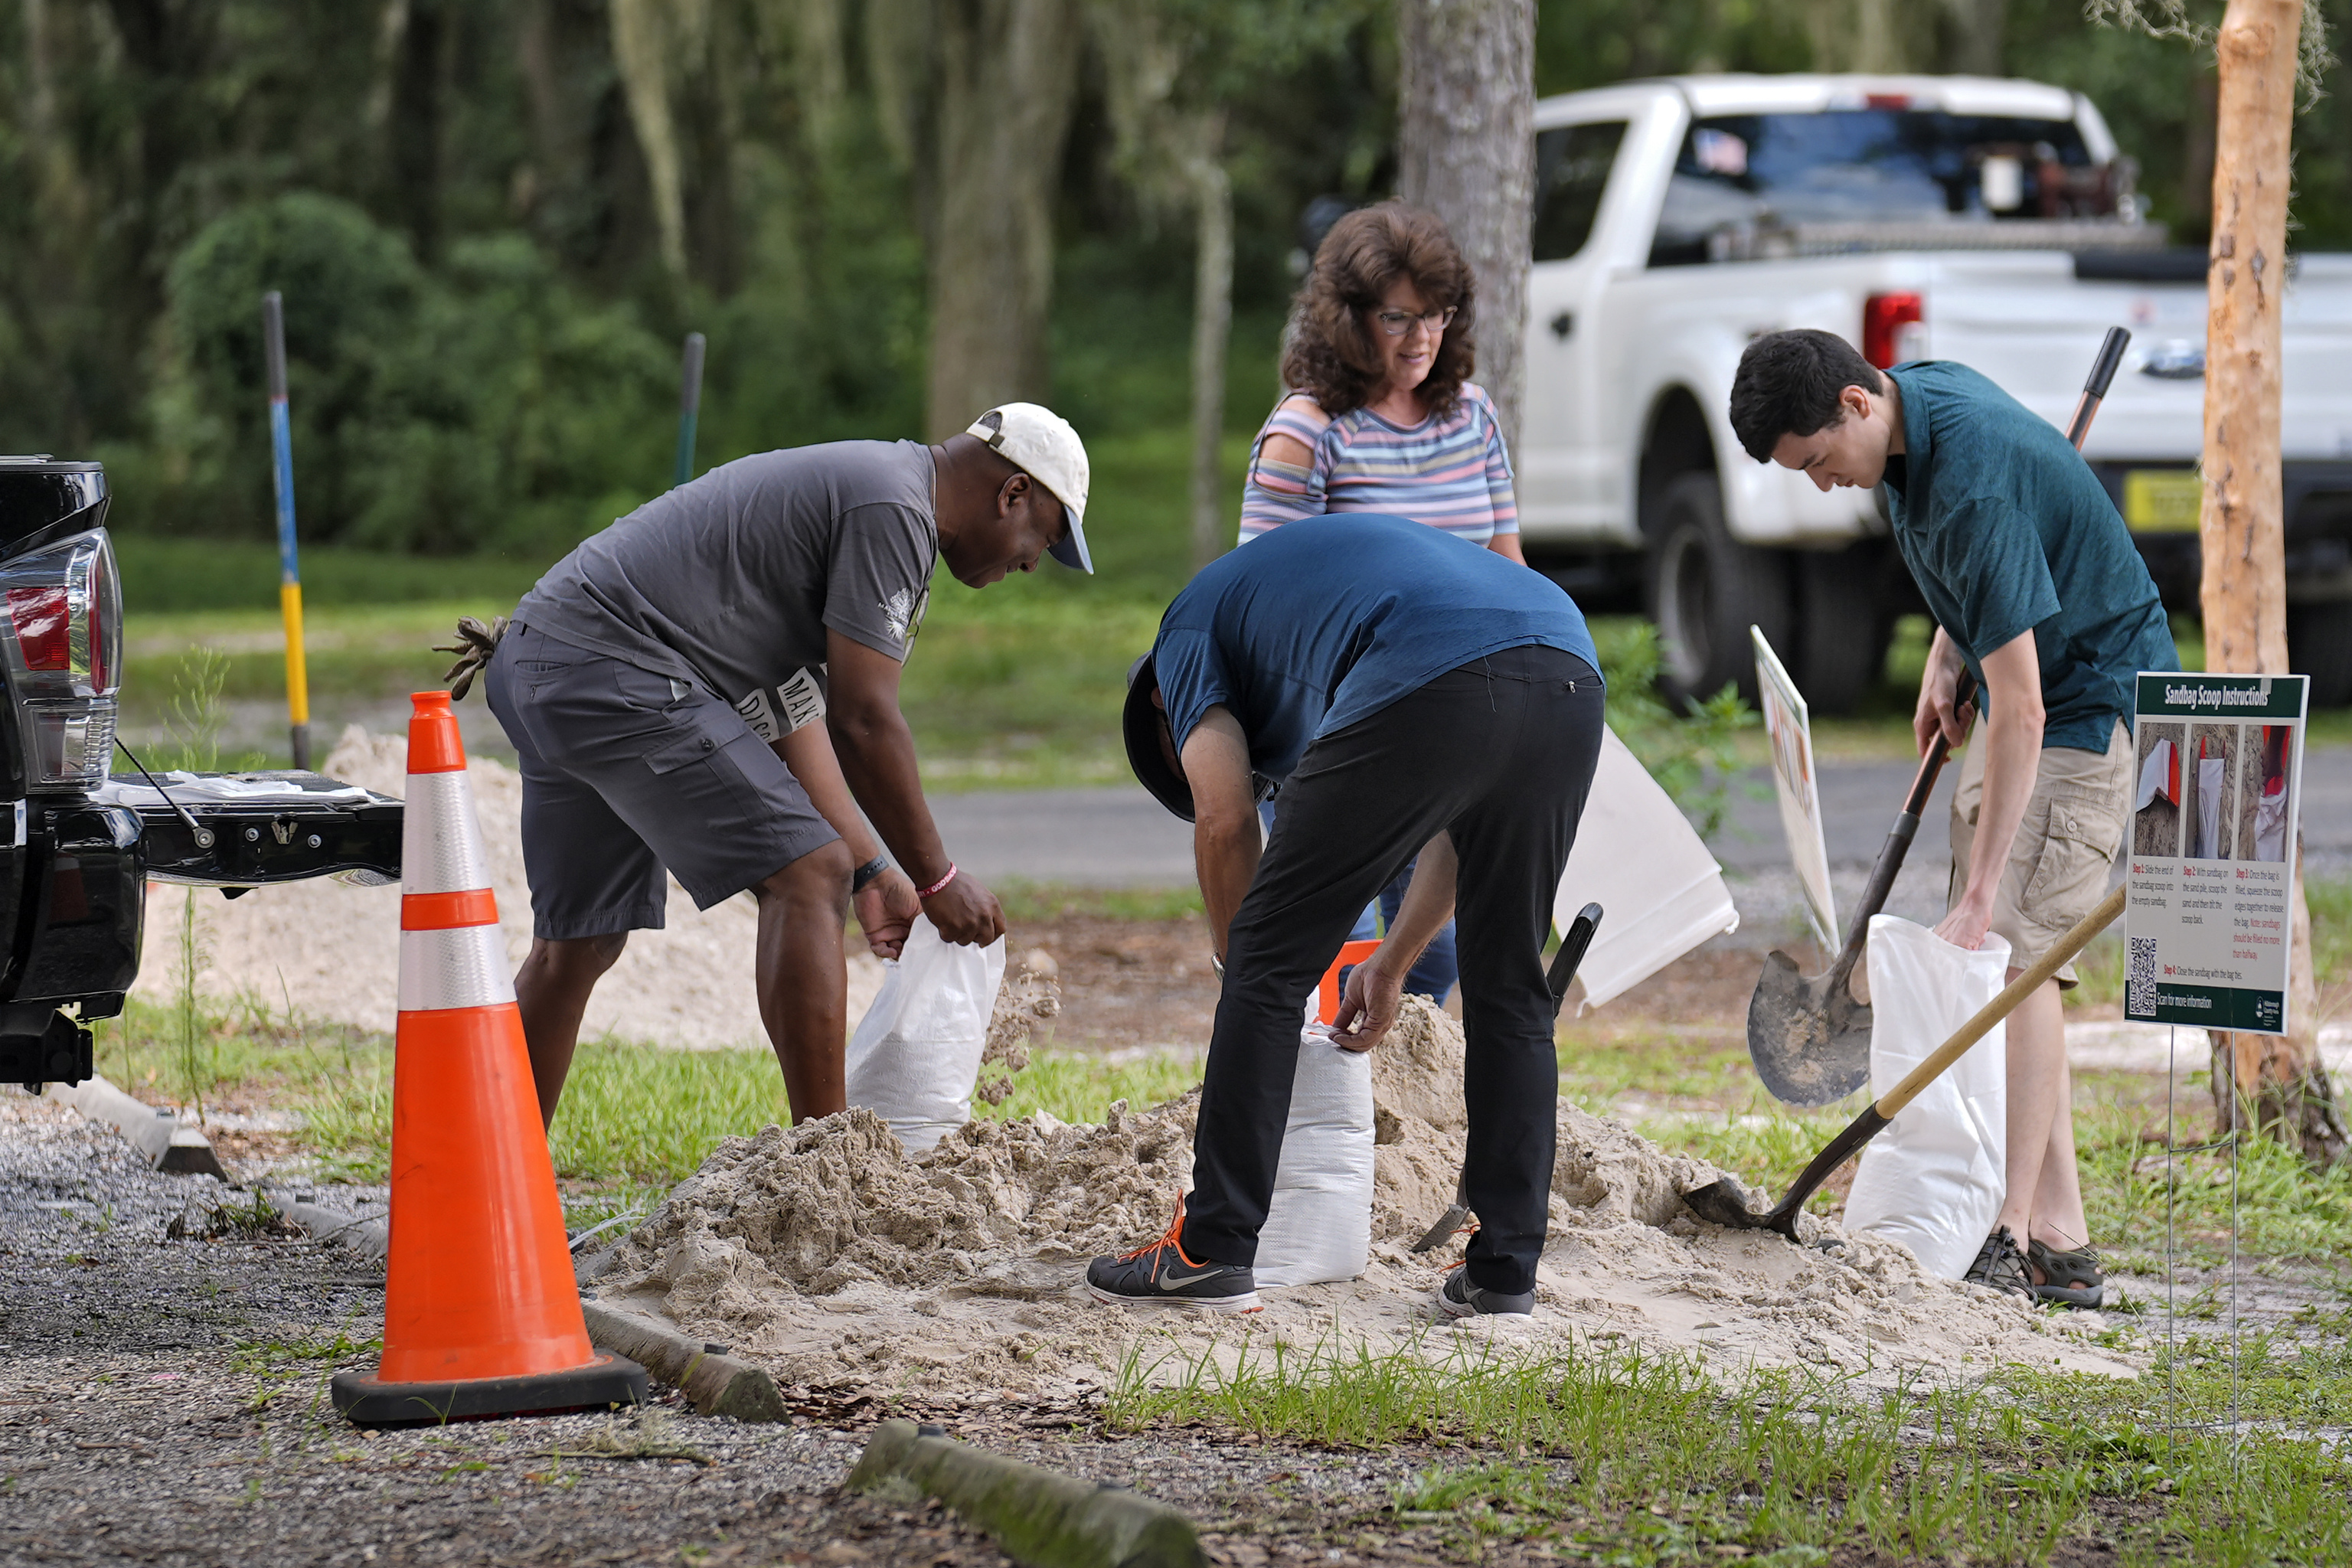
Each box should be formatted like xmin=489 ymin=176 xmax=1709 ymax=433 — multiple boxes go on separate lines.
xmin=933 ymin=746 xmax=2352 ymax=890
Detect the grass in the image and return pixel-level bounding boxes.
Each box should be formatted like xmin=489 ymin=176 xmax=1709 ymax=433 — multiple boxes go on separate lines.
xmin=1107 ymin=1326 xmax=2352 ymax=1565
xmin=92 ymin=979 xmax=1205 ymax=1220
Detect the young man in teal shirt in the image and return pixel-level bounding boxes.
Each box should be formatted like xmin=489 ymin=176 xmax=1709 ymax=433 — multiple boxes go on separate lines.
xmin=1730 ymin=329 xmax=2176 ymax=1308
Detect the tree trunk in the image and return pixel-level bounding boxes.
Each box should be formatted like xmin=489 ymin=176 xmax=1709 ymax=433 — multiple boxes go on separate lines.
xmin=609 ymin=0 xmax=693 ymax=282
xmin=1394 ymin=0 xmax=1535 ymax=457
xmin=923 ymin=0 xmax=1082 ymax=439
xmin=1800 ymin=0 xmax=1913 ymax=74
xmin=1937 ymin=0 xmax=2005 ymax=77
xmin=386 ymin=0 xmax=446 ymax=260
xmin=2200 ymin=0 xmax=2347 ymax=1162
xmin=1187 ymin=125 xmax=1233 ymax=570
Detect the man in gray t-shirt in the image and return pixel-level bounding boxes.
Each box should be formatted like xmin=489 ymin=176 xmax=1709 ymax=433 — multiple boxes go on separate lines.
xmin=483 ymin=403 xmax=1093 ymax=1129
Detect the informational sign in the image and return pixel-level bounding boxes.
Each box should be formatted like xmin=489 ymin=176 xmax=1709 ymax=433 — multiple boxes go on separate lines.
xmin=1752 ymin=628 xmax=1838 ymax=953
xmin=2125 ymin=672 xmax=2308 ymax=1034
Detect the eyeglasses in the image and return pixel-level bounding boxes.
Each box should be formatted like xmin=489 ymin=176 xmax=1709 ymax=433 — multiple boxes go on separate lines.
xmin=1370 ymin=305 xmax=1457 ymax=337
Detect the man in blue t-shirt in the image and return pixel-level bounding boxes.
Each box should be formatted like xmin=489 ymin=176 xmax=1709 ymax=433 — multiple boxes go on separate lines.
xmin=1730 ymin=330 xmax=2177 ymax=1311
xmin=1086 ymin=514 xmax=1605 ymax=1318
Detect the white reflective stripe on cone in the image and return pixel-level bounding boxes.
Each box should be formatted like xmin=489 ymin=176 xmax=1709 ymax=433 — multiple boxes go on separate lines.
xmin=400 ymin=771 xmax=495 ymax=897
xmin=397 ymin=926 xmax=518 ymax=1011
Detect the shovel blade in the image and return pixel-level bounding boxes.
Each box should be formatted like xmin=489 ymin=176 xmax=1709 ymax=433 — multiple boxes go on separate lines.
xmin=1744 ymin=948 xmax=1872 ymax=1108
xmin=1680 ymin=1175 xmax=1773 ymax=1230
xmin=1681 ymin=1174 xmax=1805 ymax=1242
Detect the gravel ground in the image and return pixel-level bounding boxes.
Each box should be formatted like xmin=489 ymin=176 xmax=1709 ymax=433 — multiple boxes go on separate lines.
xmin=8 ymin=1084 xmax=2337 ymax=1568
xmin=0 ymin=1095 xmax=1474 ymax=1568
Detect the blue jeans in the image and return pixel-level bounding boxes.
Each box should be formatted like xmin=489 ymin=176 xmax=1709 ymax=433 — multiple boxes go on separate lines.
xmin=1259 ymin=803 xmax=1459 ymax=1003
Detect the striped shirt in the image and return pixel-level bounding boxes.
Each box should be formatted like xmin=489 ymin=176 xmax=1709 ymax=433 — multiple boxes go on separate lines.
xmin=1238 ymin=384 xmax=1518 ymax=546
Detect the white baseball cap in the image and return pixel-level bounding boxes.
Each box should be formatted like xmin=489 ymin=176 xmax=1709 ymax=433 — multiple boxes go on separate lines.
xmin=965 ymin=403 xmax=1093 ymax=573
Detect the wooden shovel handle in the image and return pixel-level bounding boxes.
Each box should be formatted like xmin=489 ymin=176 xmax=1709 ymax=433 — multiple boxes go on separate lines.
xmin=1875 ymin=883 xmax=2125 ymax=1120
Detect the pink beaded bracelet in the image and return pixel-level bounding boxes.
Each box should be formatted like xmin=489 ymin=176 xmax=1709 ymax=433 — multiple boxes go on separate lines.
xmin=916 ymin=863 xmax=959 ymax=899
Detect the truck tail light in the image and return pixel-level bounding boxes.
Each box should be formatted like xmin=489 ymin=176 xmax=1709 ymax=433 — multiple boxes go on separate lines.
xmin=1863 ymin=292 xmax=1926 ymax=368
xmin=0 ymin=531 xmax=121 ymax=790
xmin=8 ymin=588 xmax=70 ymax=671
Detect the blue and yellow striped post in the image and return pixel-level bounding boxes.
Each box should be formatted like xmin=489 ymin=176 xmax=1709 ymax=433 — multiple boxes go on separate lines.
xmin=262 ymin=290 xmax=311 ymax=771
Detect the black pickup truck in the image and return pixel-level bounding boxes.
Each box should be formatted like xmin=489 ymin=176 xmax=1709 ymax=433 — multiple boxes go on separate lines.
xmin=0 ymin=458 xmax=403 ymax=1089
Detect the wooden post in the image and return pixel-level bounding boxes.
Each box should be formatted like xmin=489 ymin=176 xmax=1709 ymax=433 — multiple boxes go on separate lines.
xmin=2200 ymin=0 xmax=2346 ymax=1160
xmin=1395 ymin=0 xmax=1536 ymax=456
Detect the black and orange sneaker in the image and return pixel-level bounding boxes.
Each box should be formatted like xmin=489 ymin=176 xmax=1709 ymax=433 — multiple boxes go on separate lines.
xmin=1086 ymin=1197 xmax=1259 ymax=1314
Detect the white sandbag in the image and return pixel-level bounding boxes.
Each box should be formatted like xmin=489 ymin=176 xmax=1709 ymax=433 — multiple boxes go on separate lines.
xmin=1842 ymin=915 xmax=2010 ymax=1279
xmin=1553 ymin=725 xmax=1740 ymax=1012
xmin=844 ymin=916 xmax=1007 ymax=1154
xmin=1253 ymin=1026 xmax=1375 ymax=1288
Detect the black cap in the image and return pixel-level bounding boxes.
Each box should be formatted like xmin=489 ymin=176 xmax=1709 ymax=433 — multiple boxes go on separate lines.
xmin=1123 ymin=653 xmax=1195 ymax=822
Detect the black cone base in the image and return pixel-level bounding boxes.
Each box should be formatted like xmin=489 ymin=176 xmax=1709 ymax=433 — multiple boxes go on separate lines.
xmin=332 ymin=1350 xmax=648 ymax=1427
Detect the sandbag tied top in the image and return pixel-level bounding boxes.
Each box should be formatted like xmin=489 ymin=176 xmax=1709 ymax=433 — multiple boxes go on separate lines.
xmin=397 ymin=691 xmax=514 ymax=1014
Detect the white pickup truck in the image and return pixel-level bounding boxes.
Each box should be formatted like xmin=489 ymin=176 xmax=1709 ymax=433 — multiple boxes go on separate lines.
xmin=1516 ymin=72 xmax=2352 ymax=711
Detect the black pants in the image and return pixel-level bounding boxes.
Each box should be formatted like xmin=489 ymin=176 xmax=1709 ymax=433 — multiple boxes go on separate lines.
xmin=1181 ymin=645 xmax=1606 ymax=1295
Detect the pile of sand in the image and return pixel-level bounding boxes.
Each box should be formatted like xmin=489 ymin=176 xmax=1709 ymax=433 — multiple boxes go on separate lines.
xmin=134 ymin=726 xmax=884 ymax=1047
xmin=591 ymin=1000 xmax=2138 ymax=1400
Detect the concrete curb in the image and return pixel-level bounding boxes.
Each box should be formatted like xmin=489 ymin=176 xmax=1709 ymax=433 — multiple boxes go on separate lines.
xmin=260 ymin=1187 xmax=390 ymax=1261
xmin=42 ymin=1074 xmax=227 ymax=1178
xmin=579 ymin=1300 xmax=788 ymax=1423
xmin=257 ymin=1186 xmax=784 ymax=1424
xmin=849 ymin=1418 xmax=1204 ymax=1568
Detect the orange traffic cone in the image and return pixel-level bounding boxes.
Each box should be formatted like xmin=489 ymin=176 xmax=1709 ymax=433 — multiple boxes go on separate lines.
xmin=332 ymin=692 xmax=645 ymax=1426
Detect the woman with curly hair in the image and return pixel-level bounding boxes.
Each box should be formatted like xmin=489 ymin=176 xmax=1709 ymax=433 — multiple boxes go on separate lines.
xmin=1240 ymin=204 xmax=1534 ymax=1006
xmin=1242 ymin=201 xmax=1523 ymax=562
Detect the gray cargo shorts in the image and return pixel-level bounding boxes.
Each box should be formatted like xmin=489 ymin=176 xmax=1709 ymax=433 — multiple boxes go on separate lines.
xmin=484 ymin=623 xmax=839 ymax=940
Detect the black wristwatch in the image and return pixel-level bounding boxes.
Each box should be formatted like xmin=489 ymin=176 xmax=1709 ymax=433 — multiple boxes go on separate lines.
xmin=851 ymin=855 xmax=891 ymax=894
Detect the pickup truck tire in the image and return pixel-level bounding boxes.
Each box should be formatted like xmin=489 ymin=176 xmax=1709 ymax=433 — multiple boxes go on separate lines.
xmin=1646 ymin=473 xmax=1791 ymax=707
xmin=1791 ymin=544 xmax=1896 ymax=716
xmin=2288 ymin=602 xmax=2352 ymax=707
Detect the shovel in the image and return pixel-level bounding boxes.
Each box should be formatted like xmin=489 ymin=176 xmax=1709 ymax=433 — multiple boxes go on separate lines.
xmin=1407 ymin=901 xmax=1603 ymax=1253
xmin=1746 ymin=671 xmax=1974 ymax=1106
xmin=1688 ymin=883 xmax=2124 ymax=1240
xmin=1743 ymin=325 xmax=2133 ymax=1108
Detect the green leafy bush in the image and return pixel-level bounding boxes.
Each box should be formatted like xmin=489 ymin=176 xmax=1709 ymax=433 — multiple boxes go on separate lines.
xmin=1592 ymin=617 xmax=1755 ymax=840
xmin=130 ymin=194 xmax=675 ymax=557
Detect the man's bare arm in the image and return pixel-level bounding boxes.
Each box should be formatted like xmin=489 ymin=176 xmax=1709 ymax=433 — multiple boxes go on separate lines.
xmin=1934 ymin=629 xmax=2043 ymax=953
xmin=1914 ymin=625 xmax=1978 ymax=756
xmin=1182 ymin=706 xmax=1259 ymax=958
xmin=774 ymin=722 xmax=918 ymax=958
xmin=825 ymin=629 xmax=1004 ymax=946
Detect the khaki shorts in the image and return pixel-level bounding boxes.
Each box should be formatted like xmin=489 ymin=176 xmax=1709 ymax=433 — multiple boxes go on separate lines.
xmin=1949 ymin=720 xmax=2130 ymax=986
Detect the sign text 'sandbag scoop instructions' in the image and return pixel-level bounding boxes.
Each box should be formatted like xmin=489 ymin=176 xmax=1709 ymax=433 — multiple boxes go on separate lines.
xmin=2125 ymin=673 xmax=2308 ymax=1034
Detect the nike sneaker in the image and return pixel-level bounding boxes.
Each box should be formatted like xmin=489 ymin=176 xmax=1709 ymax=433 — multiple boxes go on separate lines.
xmin=1086 ymin=1196 xmax=1259 ymax=1313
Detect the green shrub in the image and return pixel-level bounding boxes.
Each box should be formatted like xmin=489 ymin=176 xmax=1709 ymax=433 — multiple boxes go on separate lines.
xmin=134 ymin=194 xmax=675 ymax=557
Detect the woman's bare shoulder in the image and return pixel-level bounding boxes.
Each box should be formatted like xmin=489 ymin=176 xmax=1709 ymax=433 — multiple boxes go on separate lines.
xmin=1268 ymin=391 xmax=1335 ymax=430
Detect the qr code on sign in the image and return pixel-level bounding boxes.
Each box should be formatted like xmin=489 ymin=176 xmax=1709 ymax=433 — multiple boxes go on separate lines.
xmin=2127 ymin=936 xmax=2158 ymax=1018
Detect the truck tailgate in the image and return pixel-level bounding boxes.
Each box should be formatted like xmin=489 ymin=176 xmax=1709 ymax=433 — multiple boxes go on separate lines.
xmin=93 ymin=771 xmax=402 ymax=887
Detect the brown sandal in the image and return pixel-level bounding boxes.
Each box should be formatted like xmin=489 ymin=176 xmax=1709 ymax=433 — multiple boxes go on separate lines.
xmin=2026 ymin=1236 xmax=2104 ymax=1309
